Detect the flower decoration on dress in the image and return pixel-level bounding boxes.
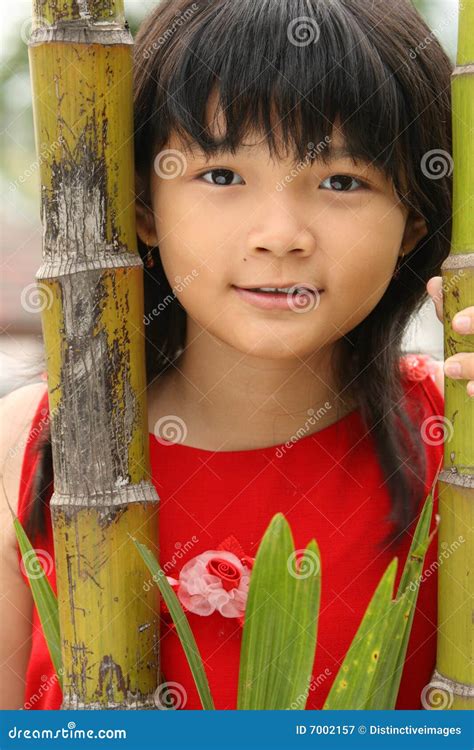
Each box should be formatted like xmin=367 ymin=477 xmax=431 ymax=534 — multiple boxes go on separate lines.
xmin=399 ymin=353 xmax=438 ymax=382
xmin=160 ymin=535 xmax=255 ymax=629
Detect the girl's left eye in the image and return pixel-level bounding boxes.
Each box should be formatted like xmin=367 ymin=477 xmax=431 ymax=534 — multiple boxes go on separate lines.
xmin=320 ymin=174 xmax=368 ymax=192
xmin=197 ymin=169 xmax=244 ymax=186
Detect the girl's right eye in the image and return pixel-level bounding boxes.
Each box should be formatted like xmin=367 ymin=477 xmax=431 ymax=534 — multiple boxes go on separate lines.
xmin=197 ymin=169 xmax=245 ymax=186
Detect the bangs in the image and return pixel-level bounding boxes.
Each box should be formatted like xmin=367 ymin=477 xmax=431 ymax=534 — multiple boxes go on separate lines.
xmin=143 ymin=0 xmax=409 ymax=185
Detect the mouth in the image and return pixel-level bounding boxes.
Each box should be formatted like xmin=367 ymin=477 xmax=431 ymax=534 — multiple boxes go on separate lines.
xmin=231 ymin=283 xmax=324 ymax=312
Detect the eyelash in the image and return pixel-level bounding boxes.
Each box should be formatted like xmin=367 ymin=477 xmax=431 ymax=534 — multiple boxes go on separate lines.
xmin=195 ymin=169 xmax=370 ymax=192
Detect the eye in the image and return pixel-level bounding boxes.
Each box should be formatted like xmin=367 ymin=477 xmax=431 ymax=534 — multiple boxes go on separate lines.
xmin=320 ymin=174 xmax=368 ymax=192
xmin=197 ymin=169 xmax=245 ymax=186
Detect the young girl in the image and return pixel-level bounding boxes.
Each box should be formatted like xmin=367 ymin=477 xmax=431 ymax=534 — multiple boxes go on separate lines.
xmin=1 ymin=0 xmax=473 ymax=712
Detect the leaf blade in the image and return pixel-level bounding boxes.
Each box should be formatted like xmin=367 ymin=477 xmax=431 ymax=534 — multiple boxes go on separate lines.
xmin=131 ymin=536 xmax=215 ymax=710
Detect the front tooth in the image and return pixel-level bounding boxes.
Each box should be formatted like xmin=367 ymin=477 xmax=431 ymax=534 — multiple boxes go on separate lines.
xmin=259 ymin=287 xmax=291 ymax=292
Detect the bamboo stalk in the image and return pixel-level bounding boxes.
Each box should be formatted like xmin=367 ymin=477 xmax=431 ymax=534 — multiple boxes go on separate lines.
xmin=28 ymin=0 xmax=160 ymax=709
xmin=432 ymin=0 xmax=474 ymax=712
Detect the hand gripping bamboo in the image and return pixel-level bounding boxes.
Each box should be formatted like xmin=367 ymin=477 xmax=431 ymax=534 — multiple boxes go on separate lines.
xmin=28 ymin=0 xmax=160 ymax=709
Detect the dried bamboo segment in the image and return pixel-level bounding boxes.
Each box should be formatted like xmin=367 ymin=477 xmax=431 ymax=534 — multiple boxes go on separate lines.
xmin=29 ymin=0 xmax=160 ymax=709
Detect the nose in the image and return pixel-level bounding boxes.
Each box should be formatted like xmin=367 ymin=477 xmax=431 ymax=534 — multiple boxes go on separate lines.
xmin=246 ymin=196 xmax=316 ymax=259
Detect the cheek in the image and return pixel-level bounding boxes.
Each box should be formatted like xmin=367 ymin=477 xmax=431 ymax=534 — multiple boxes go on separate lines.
xmin=323 ymin=201 xmax=405 ymax=327
xmin=155 ymin=190 xmax=227 ymax=275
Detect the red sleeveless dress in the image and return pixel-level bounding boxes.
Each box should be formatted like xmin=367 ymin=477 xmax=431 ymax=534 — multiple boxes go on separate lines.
xmin=16 ymin=360 xmax=443 ymax=710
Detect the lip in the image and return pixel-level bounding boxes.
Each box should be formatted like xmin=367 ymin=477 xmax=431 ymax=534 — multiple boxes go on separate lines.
xmin=232 ymin=284 xmax=324 ymax=311
xmin=236 ymin=282 xmax=321 ymax=291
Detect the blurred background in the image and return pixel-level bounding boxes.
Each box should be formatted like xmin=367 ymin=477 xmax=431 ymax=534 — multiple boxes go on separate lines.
xmin=0 ymin=0 xmax=458 ymax=396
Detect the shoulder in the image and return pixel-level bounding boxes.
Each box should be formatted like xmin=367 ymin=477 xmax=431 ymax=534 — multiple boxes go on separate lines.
xmin=0 ymin=382 xmax=48 ymax=521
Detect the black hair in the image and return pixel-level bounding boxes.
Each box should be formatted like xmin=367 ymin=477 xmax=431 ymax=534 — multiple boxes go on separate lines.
xmin=24 ymin=0 xmax=452 ymax=550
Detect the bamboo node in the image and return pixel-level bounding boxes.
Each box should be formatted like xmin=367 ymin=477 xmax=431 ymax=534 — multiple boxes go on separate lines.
xmin=431 ymin=669 xmax=474 ymax=699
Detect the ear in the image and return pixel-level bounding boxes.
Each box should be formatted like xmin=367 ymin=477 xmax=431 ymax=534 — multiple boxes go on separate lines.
xmin=135 ymin=171 xmax=159 ymax=246
xmin=401 ymin=213 xmax=428 ymax=255
xmin=136 ymin=199 xmax=159 ymax=246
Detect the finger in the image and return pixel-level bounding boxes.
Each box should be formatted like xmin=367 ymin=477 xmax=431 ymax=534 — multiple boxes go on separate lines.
xmin=444 ymin=352 xmax=474 ymax=381
xmin=426 ymin=276 xmax=443 ymax=323
xmin=468 ymin=381 xmax=474 ymax=398
xmin=452 ymin=307 xmax=474 ymax=334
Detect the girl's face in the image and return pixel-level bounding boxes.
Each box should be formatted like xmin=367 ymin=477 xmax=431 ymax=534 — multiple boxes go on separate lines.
xmin=137 ymin=109 xmax=427 ymax=362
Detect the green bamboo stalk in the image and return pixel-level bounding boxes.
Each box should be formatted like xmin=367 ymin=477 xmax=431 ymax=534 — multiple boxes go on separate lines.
xmin=28 ymin=0 xmax=160 ymax=708
xmin=432 ymin=0 xmax=474 ymax=711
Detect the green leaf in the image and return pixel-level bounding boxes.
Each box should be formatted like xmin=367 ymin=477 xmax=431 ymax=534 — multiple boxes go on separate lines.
xmin=323 ymin=557 xmax=397 ymax=710
xmin=237 ymin=513 xmax=321 ymax=709
xmin=131 ymin=536 xmax=215 ymax=710
xmin=13 ymin=517 xmax=63 ymax=688
xmin=366 ymin=490 xmax=436 ymax=709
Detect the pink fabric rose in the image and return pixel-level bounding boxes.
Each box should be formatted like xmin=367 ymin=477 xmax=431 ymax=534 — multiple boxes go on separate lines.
xmin=176 ymin=550 xmax=252 ymax=618
xmin=399 ymin=354 xmax=437 ymax=382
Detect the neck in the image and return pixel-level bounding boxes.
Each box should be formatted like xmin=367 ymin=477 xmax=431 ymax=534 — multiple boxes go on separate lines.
xmin=149 ymin=322 xmax=356 ymax=451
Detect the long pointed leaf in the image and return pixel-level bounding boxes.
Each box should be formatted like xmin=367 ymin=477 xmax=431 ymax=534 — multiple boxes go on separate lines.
xmin=131 ymin=536 xmax=215 ymax=710
xmin=13 ymin=518 xmax=63 ymax=688
xmin=366 ymin=491 xmax=436 ymax=709
xmin=323 ymin=558 xmax=397 ymax=709
xmin=237 ymin=513 xmax=320 ymax=709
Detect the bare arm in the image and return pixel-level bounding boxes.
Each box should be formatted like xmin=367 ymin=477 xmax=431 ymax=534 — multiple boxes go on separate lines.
xmin=0 ymin=382 xmax=47 ymax=709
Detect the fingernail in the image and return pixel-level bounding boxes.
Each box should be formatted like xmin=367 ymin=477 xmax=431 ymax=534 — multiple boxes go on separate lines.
xmin=445 ymin=362 xmax=462 ymax=378
xmin=453 ymin=315 xmax=471 ymax=333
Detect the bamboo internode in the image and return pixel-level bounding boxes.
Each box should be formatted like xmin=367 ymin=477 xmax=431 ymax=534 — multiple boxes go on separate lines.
xmin=28 ymin=0 xmax=160 ymax=709
xmin=435 ymin=0 xmax=474 ymax=711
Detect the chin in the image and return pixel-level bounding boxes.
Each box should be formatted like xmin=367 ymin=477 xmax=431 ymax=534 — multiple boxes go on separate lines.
xmin=225 ymin=332 xmax=319 ymax=361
